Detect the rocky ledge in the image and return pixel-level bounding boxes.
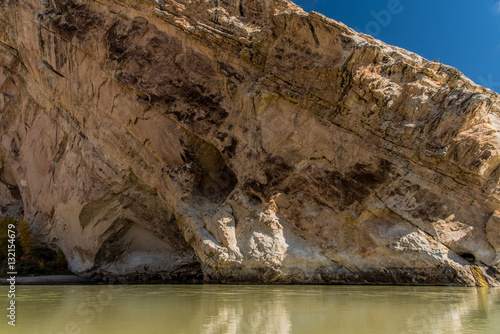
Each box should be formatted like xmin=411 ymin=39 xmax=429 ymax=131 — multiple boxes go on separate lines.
xmin=1 ymin=0 xmax=500 ymax=286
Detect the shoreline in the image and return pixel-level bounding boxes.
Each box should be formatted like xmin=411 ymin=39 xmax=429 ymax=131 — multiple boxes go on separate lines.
xmin=2 ymin=275 xmax=499 ymax=287
xmin=0 ymin=275 xmax=98 ymax=285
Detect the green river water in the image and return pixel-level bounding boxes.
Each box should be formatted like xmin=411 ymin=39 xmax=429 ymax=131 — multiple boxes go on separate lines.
xmin=1 ymin=285 xmax=500 ymax=334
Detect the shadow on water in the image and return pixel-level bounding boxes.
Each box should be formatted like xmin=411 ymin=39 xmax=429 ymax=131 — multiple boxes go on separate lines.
xmin=2 ymin=285 xmax=500 ymax=333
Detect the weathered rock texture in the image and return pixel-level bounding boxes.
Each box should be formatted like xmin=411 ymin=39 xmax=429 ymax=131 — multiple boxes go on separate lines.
xmin=1 ymin=0 xmax=500 ymax=286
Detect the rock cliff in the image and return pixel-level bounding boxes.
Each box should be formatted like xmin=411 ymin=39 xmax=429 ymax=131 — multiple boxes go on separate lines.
xmin=1 ymin=0 xmax=500 ymax=286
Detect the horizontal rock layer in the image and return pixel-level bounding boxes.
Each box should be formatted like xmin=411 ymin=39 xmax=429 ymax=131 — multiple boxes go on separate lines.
xmin=1 ymin=0 xmax=500 ymax=286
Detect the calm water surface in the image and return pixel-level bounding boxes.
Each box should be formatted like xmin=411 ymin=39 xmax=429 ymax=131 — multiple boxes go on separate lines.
xmin=2 ymin=285 xmax=500 ymax=334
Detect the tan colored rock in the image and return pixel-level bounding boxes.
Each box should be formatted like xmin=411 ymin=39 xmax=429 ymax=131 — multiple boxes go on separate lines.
xmin=487 ymin=212 xmax=500 ymax=252
xmin=1 ymin=0 xmax=500 ymax=285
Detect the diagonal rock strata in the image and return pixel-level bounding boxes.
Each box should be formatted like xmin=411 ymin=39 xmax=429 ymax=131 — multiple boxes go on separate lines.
xmin=1 ymin=0 xmax=500 ymax=285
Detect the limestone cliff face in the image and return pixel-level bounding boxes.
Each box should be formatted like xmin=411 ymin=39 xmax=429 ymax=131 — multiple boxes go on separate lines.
xmin=1 ymin=0 xmax=500 ymax=286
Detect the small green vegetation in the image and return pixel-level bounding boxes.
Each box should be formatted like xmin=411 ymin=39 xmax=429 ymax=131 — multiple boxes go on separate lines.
xmin=471 ymin=265 xmax=489 ymax=287
xmin=447 ymin=76 xmax=460 ymax=89
xmin=0 ymin=215 xmax=71 ymax=276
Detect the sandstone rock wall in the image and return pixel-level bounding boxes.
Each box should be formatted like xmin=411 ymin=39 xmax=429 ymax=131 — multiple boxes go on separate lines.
xmin=1 ymin=0 xmax=500 ymax=285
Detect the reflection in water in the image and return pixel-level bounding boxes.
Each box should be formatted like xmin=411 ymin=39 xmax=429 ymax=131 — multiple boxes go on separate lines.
xmin=1 ymin=285 xmax=500 ymax=334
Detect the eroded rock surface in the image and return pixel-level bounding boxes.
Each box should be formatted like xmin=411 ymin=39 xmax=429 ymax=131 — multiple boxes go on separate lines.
xmin=1 ymin=0 xmax=500 ymax=285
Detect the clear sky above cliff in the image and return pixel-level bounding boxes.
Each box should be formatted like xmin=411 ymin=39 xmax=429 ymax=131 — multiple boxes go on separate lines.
xmin=293 ymin=0 xmax=500 ymax=94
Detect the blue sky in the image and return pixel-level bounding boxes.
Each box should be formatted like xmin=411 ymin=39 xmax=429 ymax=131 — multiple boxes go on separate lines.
xmin=293 ymin=0 xmax=500 ymax=93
